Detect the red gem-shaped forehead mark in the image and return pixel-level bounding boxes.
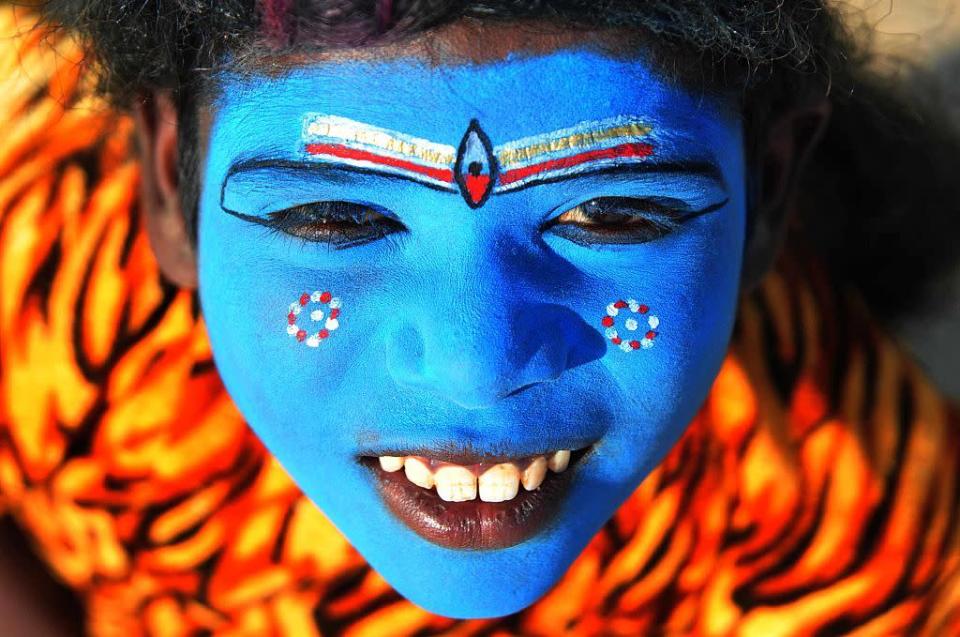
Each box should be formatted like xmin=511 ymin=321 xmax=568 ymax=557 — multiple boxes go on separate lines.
xmin=454 ymin=120 xmax=498 ymax=209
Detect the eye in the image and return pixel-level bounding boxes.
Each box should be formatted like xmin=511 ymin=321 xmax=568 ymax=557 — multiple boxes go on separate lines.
xmin=263 ymin=201 xmax=406 ymax=248
xmin=543 ymin=197 xmax=683 ymax=246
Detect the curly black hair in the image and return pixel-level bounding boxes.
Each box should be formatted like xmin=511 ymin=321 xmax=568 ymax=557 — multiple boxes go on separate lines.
xmin=37 ymin=0 xmax=960 ymax=317
xmin=40 ymin=1 xmax=850 ymax=98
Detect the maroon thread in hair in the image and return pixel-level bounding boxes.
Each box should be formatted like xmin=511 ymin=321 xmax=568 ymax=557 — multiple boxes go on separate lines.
xmin=259 ymin=0 xmax=294 ymax=46
xmin=376 ymin=0 xmax=394 ymax=33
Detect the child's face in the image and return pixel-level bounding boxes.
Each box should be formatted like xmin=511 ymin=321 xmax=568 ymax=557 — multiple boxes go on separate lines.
xmin=198 ymin=47 xmax=745 ymax=617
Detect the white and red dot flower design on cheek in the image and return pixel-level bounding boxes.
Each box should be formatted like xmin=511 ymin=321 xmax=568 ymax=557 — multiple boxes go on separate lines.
xmin=286 ymin=291 xmax=341 ymax=348
xmin=601 ymin=299 xmax=660 ymax=352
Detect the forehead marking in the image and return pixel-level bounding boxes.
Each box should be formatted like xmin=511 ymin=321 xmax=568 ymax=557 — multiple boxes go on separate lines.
xmin=299 ymin=114 xmax=656 ymax=206
xmin=455 ymin=120 xmax=497 ymax=208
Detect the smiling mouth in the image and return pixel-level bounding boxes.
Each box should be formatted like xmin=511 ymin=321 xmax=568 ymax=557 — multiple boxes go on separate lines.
xmin=360 ymin=447 xmax=590 ymax=550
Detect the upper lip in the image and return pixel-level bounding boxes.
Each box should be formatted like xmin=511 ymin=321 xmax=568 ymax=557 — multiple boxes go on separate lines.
xmin=357 ymin=439 xmax=599 ymax=466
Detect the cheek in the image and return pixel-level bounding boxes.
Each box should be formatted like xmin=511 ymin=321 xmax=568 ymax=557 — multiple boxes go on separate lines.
xmin=197 ymin=215 xmax=376 ymax=455
xmin=588 ymin=216 xmax=744 ymax=482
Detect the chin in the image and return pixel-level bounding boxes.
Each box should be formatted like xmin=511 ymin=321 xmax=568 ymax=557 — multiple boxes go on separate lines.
xmin=299 ymin=445 xmax=642 ymax=620
xmin=362 ymin=505 xmax=599 ymax=619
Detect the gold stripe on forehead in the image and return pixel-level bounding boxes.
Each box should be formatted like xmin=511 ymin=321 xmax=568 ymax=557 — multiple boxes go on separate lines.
xmin=306 ymin=118 xmax=457 ymax=166
xmin=496 ymin=122 xmax=653 ymax=167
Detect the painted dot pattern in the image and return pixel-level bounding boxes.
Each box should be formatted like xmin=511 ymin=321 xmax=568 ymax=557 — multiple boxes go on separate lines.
xmin=602 ymin=299 xmax=659 ymax=352
xmin=286 ymin=291 xmax=342 ymax=348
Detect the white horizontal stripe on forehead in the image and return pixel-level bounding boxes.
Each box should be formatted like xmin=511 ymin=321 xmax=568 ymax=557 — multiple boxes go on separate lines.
xmin=302 ymin=114 xmax=457 ymax=168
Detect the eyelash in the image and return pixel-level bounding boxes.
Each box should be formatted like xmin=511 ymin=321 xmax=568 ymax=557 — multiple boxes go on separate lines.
xmin=541 ymin=197 xmax=686 ymax=247
xmin=263 ymin=201 xmax=406 ymax=249
xmin=255 ymin=196 xmax=692 ymax=249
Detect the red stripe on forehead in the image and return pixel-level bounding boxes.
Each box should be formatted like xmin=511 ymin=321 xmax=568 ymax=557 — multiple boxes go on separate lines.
xmin=498 ymin=142 xmax=655 ymax=186
xmin=305 ymin=143 xmax=456 ymax=184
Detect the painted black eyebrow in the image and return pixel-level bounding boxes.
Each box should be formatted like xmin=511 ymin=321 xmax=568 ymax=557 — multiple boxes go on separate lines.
xmin=220 ymin=158 xmax=454 ymax=213
xmin=219 ymin=157 xmax=456 ymax=222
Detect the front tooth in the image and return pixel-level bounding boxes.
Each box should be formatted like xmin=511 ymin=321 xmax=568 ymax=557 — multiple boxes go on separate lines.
xmin=379 ymin=456 xmax=405 ymax=472
xmin=547 ymin=450 xmax=571 ymax=473
xmin=479 ymin=463 xmax=520 ymax=502
xmin=521 ymin=456 xmax=548 ymax=491
xmin=404 ymin=457 xmax=434 ymax=489
xmin=434 ymin=465 xmax=477 ymax=502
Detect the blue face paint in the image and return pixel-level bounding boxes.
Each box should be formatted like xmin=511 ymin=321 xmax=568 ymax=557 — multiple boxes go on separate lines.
xmin=198 ymin=49 xmax=745 ymax=618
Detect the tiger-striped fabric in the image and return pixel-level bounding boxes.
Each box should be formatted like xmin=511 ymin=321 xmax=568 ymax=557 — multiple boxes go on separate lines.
xmin=1 ymin=7 xmax=959 ymax=636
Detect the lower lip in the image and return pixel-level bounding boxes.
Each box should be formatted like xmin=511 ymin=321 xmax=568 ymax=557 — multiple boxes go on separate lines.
xmin=361 ymin=450 xmax=587 ymax=550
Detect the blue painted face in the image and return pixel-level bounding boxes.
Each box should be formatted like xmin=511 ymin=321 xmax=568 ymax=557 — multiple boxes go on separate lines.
xmin=198 ymin=48 xmax=745 ymax=618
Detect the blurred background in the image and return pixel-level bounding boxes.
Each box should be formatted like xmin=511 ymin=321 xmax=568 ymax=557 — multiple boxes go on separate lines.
xmin=846 ymin=0 xmax=960 ymax=60
xmin=841 ymin=0 xmax=960 ymax=399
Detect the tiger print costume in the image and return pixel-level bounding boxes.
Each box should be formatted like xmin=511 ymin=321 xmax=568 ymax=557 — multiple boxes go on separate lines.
xmin=1 ymin=7 xmax=959 ymax=636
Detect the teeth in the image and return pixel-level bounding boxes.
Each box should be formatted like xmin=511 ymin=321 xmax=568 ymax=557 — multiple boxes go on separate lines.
xmin=434 ymin=465 xmax=477 ymax=502
xmin=479 ymin=463 xmax=520 ymax=502
xmin=521 ymin=456 xmax=548 ymax=491
xmin=404 ymin=457 xmax=434 ymax=489
xmin=382 ymin=449 xmax=577 ymax=501
xmin=547 ymin=450 xmax=571 ymax=473
xmin=379 ymin=456 xmax=405 ymax=472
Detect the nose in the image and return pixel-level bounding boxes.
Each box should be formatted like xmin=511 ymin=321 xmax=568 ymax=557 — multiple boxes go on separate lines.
xmin=385 ymin=269 xmax=603 ymax=410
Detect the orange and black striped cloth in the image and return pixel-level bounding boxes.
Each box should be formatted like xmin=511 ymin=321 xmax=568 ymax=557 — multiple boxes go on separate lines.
xmin=1 ymin=8 xmax=959 ymax=636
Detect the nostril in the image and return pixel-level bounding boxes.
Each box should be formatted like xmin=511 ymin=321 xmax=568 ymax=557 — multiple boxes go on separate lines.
xmin=502 ymin=381 xmax=542 ymax=399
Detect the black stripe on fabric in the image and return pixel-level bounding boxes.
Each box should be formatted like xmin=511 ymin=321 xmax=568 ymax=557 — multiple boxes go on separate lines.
xmin=118 ymin=203 xmax=142 ymax=266
xmin=270 ymin=504 xmax=296 ymax=564
xmin=59 ymin=398 xmax=109 ymax=468
xmin=28 ymin=239 xmax=62 ymax=323
xmin=825 ymin=283 xmax=852 ymax=414
xmin=858 ymin=327 xmax=881 ymax=452
xmin=754 ymin=291 xmax=801 ymax=404
xmin=314 ymin=565 xmax=404 ymax=635
xmin=850 ymin=374 xmax=913 ymax=570
xmin=195 ymin=551 xmax=228 ymax=610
